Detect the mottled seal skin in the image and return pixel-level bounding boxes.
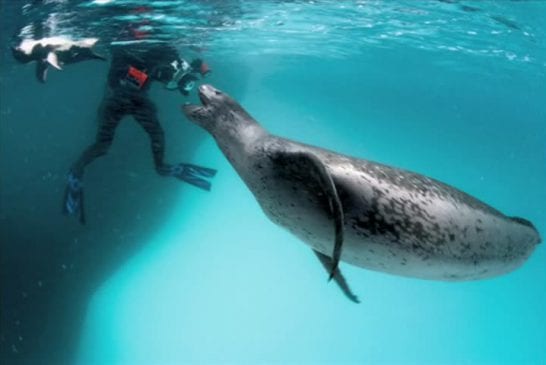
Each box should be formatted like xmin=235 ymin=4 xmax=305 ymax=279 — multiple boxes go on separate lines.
xmin=184 ymin=84 xmax=541 ymax=282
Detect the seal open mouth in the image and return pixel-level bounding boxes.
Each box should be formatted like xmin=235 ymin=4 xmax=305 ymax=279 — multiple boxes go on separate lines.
xmin=182 ymin=85 xmax=213 ymax=123
xmin=182 ymin=84 xmax=215 ymax=119
xmin=198 ymin=86 xmax=209 ymax=106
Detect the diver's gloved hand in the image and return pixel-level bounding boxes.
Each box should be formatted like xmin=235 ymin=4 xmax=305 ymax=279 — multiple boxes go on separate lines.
xmin=62 ymin=171 xmax=85 ymax=224
xmin=159 ymin=163 xmax=217 ymax=191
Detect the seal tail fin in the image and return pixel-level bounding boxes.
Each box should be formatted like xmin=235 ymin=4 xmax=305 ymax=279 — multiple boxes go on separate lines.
xmin=510 ymin=216 xmax=541 ymax=244
xmin=510 ymin=216 xmax=535 ymax=229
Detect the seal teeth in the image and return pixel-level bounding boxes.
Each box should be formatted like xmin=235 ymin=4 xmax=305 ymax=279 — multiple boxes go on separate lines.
xmin=199 ymin=91 xmax=207 ymax=106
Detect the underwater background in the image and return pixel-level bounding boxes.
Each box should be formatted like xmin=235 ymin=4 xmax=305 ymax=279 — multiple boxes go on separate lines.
xmin=1 ymin=0 xmax=545 ymax=364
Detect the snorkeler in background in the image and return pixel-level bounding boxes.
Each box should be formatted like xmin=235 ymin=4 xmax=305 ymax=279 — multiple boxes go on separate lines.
xmin=11 ymin=36 xmax=107 ymax=82
xmin=63 ymin=43 xmax=216 ymax=224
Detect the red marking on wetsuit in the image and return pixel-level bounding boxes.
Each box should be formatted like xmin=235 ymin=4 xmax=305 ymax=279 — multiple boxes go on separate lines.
xmin=127 ymin=66 xmax=149 ymax=89
xmin=132 ymin=6 xmax=151 ymax=14
xmin=131 ymin=29 xmax=148 ymax=40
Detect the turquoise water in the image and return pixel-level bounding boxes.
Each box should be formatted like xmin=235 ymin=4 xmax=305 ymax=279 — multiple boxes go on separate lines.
xmin=1 ymin=1 xmax=545 ymax=364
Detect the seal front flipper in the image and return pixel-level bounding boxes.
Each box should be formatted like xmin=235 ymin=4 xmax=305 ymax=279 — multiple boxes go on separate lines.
xmin=46 ymin=52 xmax=62 ymax=70
xmin=35 ymin=60 xmax=49 ymax=83
xmin=271 ymin=151 xmax=345 ymax=279
xmin=313 ymin=250 xmax=360 ymax=303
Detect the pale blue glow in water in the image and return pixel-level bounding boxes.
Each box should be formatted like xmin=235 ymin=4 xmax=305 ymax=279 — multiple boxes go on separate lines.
xmin=1 ymin=0 xmax=545 ymax=364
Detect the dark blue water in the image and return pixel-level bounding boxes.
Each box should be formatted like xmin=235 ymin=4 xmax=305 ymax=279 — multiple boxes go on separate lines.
xmin=1 ymin=1 xmax=545 ymax=364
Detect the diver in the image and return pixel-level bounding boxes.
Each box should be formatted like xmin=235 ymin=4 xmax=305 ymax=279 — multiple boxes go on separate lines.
xmin=63 ymin=43 xmax=216 ymax=224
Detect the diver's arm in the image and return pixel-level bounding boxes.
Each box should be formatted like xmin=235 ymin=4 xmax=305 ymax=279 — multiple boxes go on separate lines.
xmin=147 ymin=44 xmax=211 ymax=95
xmin=148 ymin=43 xmax=180 ymax=65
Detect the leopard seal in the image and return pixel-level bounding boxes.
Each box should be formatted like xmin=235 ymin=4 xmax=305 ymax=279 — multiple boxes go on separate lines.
xmin=183 ymin=84 xmax=541 ymax=302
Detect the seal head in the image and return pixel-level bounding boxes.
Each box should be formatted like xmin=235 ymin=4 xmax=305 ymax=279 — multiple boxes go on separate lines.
xmin=184 ymin=84 xmax=254 ymax=133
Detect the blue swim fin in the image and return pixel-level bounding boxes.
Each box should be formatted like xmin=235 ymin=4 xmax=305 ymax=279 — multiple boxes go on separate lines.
xmin=62 ymin=172 xmax=85 ymax=224
xmin=168 ymin=163 xmax=217 ymax=191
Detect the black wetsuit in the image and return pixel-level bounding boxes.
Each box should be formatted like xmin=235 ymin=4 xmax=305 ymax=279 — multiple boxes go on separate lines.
xmin=71 ymin=44 xmax=197 ymax=177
